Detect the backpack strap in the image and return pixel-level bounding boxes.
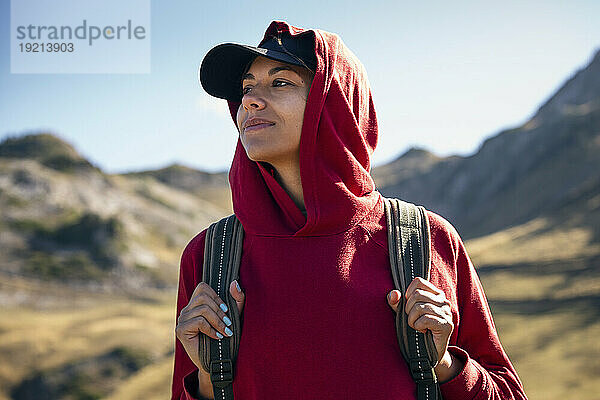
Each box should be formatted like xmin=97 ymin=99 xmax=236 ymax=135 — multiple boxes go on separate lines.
xmin=384 ymin=197 xmax=442 ymax=400
xmin=199 ymin=202 xmax=441 ymax=400
xmin=199 ymin=214 xmax=243 ymax=400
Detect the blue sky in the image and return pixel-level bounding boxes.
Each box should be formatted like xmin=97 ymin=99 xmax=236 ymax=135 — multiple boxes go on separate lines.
xmin=1 ymin=0 xmax=599 ymax=173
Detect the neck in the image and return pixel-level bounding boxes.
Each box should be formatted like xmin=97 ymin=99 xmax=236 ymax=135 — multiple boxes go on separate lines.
xmin=267 ymin=155 xmax=305 ymax=213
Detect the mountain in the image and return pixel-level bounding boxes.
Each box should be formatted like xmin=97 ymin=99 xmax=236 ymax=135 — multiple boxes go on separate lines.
xmin=2 ymin=47 xmax=599 ymax=291
xmin=1 ymin=49 xmax=600 ymax=400
xmin=533 ymin=48 xmax=600 ymax=123
xmin=122 ymin=163 xmax=231 ymax=209
xmin=123 ymin=163 xmax=228 ymax=191
xmin=0 ymin=134 xmax=231 ymax=294
xmin=372 ymin=52 xmax=600 ymax=398
xmin=373 ymin=48 xmax=600 ymax=239
xmin=0 ymin=132 xmax=98 ymax=173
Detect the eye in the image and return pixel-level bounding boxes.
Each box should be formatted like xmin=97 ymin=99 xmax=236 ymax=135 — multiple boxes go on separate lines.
xmin=241 ymin=79 xmax=294 ymax=95
xmin=273 ymin=79 xmax=292 ymax=87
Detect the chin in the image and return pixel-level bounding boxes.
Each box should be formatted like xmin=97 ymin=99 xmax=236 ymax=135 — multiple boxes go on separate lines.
xmin=243 ymin=146 xmax=287 ymax=165
xmin=242 ymin=136 xmax=299 ymax=164
xmin=244 ymin=147 xmax=272 ymax=163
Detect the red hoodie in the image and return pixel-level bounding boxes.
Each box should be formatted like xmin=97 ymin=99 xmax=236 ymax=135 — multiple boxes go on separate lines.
xmin=172 ymin=21 xmax=527 ymax=400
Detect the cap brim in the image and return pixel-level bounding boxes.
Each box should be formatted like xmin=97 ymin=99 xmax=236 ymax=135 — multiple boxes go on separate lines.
xmin=199 ymin=43 xmax=307 ymax=102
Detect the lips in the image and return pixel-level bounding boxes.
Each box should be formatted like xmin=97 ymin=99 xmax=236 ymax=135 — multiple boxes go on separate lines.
xmin=243 ymin=117 xmax=275 ymax=132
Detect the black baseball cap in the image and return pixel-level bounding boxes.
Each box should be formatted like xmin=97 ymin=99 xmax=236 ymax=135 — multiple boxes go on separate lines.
xmin=199 ymin=32 xmax=316 ymax=102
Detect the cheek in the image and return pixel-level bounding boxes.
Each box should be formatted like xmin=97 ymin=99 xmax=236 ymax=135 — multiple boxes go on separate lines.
xmin=236 ymin=106 xmax=245 ymax=133
xmin=279 ymin=95 xmax=308 ymax=126
xmin=292 ymin=99 xmax=308 ymax=134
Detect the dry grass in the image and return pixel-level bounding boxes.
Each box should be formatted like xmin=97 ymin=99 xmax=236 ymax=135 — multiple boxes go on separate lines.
xmin=104 ymin=357 xmax=174 ymax=400
xmin=0 ymin=217 xmax=598 ymax=399
xmin=467 ymin=217 xmax=600 ymax=266
xmin=0 ymin=290 xmax=176 ymax=400
xmin=3 ymin=283 xmax=598 ymax=399
xmin=466 ymin=218 xmax=600 ymax=400
xmin=1 ymin=279 xmax=598 ymax=399
xmin=493 ymin=310 xmax=600 ymax=399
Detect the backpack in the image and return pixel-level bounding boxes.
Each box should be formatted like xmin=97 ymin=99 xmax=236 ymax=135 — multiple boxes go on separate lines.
xmin=199 ymin=198 xmax=441 ymax=400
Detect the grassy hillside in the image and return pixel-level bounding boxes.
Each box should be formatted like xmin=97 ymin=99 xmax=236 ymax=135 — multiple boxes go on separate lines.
xmin=465 ymin=207 xmax=600 ymax=398
xmin=1 ymin=219 xmax=598 ymax=399
xmin=0 ymin=279 xmax=175 ymax=400
xmin=0 ymin=157 xmax=231 ymax=291
xmin=1 ymin=132 xmax=598 ymax=398
xmin=0 ymin=134 xmax=232 ymax=398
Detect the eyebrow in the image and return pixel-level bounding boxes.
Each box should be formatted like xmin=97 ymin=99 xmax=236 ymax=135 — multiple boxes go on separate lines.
xmin=242 ymin=66 xmax=299 ymax=82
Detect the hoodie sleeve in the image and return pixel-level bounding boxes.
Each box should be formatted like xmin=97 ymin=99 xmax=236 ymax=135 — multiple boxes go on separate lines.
xmin=171 ymin=230 xmax=210 ymax=400
xmin=430 ymin=214 xmax=528 ymax=400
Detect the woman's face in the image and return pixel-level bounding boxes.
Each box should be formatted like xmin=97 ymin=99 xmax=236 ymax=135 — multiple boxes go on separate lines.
xmin=236 ymin=56 xmax=313 ymax=165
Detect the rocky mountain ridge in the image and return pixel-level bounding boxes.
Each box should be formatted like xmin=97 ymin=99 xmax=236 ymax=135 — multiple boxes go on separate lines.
xmin=1 ymin=48 xmax=599 ymax=294
xmin=373 ymin=48 xmax=600 ymax=239
xmin=0 ymin=135 xmax=231 ymax=295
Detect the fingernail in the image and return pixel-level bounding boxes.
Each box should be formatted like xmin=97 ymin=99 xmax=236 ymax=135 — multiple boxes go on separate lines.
xmin=235 ymin=280 xmax=241 ymax=292
xmin=216 ymin=332 xmax=224 ymax=339
xmin=220 ymin=303 xmax=228 ymax=312
xmin=224 ymin=327 xmax=233 ymax=337
xmin=223 ymin=316 xmax=232 ymax=326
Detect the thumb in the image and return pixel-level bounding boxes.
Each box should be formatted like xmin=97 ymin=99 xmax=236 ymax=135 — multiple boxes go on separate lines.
xmin=387 ymin=290 xmax=401 ymax=312
xmin=229 ymin=280 xmax=245 ymax=314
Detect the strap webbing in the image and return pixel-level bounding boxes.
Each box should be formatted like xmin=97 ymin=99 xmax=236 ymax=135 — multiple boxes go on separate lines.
xmin=384 ymin=198 xmax=442 ymax=400
xmin=200 ymin=198 xmax=441 ymax=400
xmin=200 ymin=215 xmax=243 ymax=400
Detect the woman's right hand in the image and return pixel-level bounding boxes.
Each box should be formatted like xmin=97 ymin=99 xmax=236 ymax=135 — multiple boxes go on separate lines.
xmin=175 ymin=280 xmax=245 ymax=398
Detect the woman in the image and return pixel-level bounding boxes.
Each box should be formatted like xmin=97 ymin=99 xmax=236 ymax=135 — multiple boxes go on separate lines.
xmin=172 ymin=21 xmax=527 ymax=399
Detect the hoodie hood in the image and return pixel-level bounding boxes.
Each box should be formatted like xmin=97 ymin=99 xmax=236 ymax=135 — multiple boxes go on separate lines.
xmin=227 ymin=21 xmax=380 ymax=237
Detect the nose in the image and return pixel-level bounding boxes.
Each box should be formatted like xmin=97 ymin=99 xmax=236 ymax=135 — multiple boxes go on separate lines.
xmin=241 ymin=88 xmax=266 ymax=111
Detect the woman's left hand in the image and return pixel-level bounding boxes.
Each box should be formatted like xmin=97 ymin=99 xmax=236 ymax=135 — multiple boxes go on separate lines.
xmin=387 ymin=277 xmax=463 ymax=382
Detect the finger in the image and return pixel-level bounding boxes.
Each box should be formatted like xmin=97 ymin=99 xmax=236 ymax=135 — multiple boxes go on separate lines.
xmin=176 ymin=314 xmax=228 ymax=340
xmin=229 ymin=280 xmax=245 ymax=314
xmin=190 ymin=281 xmax=213 ymax=300
xmin=405 ymin=288 xmax=449 ymax=314
xmin=406 ymin=302 xmax=453 ymax=329
xmin=189 ymin=282 xmax=229 ymax=312
xmin=406 ymin=277 xmax=444 ymax=299
xmin=181 ymin=304 xmax=232 ymax=336
xmin=387 ymin=290 xmax=402 ymax=312
xmin=180 ymin=292 xmax=227 ymax=323
xmin=412 ymin=313 xmax=453 ymax=337
xmin=407 ymin=302 xmax=446 ymax=328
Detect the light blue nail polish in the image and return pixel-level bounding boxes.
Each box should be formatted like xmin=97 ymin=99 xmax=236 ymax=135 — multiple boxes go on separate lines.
xmin=223 ymin=316 xmax=232 ymax=326
xmin=224 ymin=327 xmax=233 ymax=337
xmin=220 ymin=303 xmax=228 ymax=312
xmin=235 ymin=281 xmax=241 ymax=292
xmin=216 ymin=332 xmax=224 ymax=339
